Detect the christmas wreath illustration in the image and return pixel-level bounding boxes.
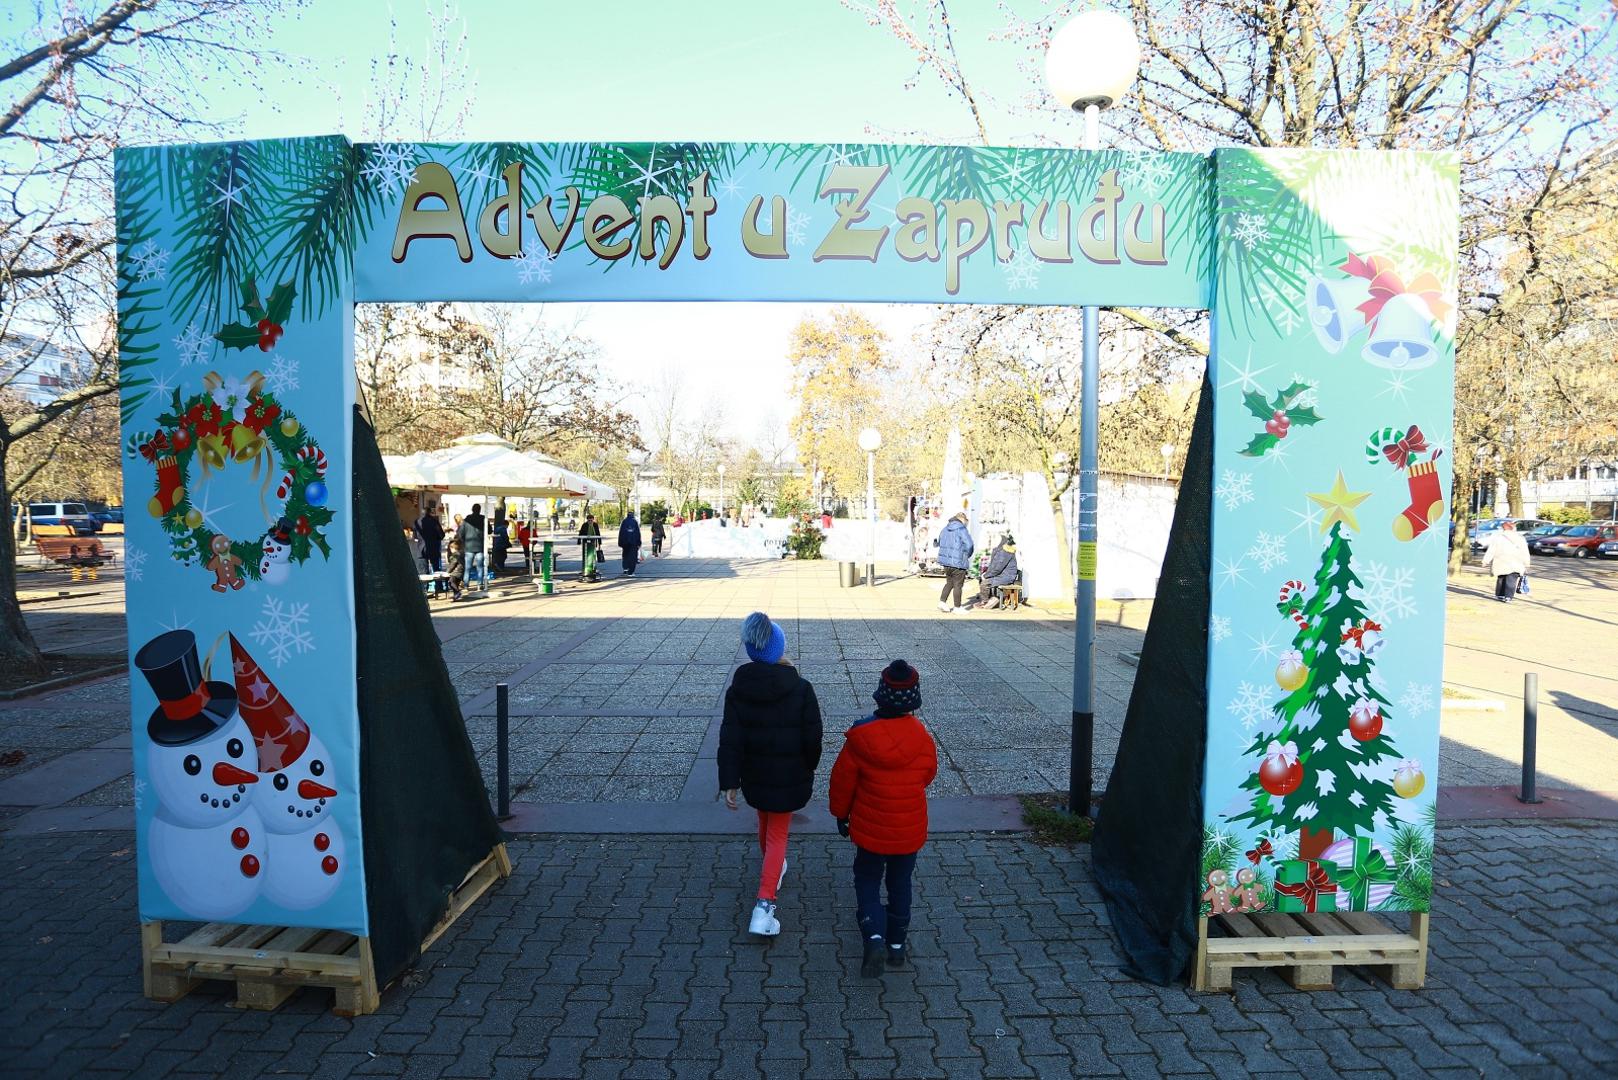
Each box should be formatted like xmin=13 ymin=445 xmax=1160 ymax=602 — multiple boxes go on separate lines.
xmin=129 ymin=368 xmax=332 ymax=591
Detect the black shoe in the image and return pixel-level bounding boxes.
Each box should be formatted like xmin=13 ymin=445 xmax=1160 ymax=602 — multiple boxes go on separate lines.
xmin=886 ymin=943 xmax=906 ymax=968
xmin=861 ymin=935 xmax=886 ymax=979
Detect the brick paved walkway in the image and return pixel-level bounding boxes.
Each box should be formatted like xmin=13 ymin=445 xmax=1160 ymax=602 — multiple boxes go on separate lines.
xmin=4 ymin=821 xmax=1616 ymax=1078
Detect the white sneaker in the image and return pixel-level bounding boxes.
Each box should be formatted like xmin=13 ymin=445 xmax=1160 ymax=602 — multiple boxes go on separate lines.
xmin=937 ymin=601 xmax=952 ymax=613
xmin=777 ymin=858 xmax=789 ymax=891
xmin=953 ymin=606 xmax=971 ymax=614
xmin=749 ymin=899 xmax=780 ymax=936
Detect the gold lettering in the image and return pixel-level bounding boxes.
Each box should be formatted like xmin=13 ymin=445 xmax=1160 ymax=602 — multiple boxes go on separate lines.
xmin=742 ymin=194 xmax=788 ymax=260
xmin=1076 ymin=168 xmax=1123 ymax=265
xmin=391 ymin=162 xmax=472 ymax=263
xmin=583 ymin=194 xmax=634 ymax=261
xmin=894 ymin=197 xmax=939 ymax=263
xmin=1028 ymin=200 xmax=1072 ymax=263
xmin=1123 ymin=202 xmax=1167 ymax=265
xmin=476 ymin=162 xmax=524 ymax=259
xmin=638 ymin=194 xmax=685 ymax=270
xmin=941 ymin=198 xmax=990 ymax=295
xmin=527 ymin=186 xmax=582 ymax=256
xmin=686 ymin=171 xmax=716 ymax=260
xmin=813 ymin=164 xmax=890 ymax=263
xmin=992 ymin=200 xmax=1025 ymax=261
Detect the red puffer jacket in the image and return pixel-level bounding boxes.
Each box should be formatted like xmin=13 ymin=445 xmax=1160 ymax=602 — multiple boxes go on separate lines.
xmin=828 ymin=713 xmax=938 ymax=854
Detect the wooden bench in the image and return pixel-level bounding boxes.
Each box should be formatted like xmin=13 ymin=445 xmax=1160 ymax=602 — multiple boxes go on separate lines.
xmin=36 ymin=536 xmax=113 ymax=568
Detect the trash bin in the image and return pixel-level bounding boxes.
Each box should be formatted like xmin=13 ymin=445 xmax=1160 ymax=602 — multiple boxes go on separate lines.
xmin=839 ymin=561 xmax=860 ymax=588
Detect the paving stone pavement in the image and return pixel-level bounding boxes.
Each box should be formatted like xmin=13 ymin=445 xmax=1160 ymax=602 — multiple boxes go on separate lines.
xmin=3 ymin=820 xmax=1616 ymax=1079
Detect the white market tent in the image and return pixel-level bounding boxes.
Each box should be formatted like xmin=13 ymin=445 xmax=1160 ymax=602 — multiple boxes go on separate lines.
xmin=382 ymin=433 xmax=616 ymax=501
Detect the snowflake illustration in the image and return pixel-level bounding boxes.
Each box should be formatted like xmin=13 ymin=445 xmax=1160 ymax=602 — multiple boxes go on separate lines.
xmin=133 ymin=777 xmax=148 ymax=813
xmin=1357 ymin=560 xmax=1418 ymax=622
xmin=716 ymin=173 xmax=746 ymax=201
xmin=1001 ymin=247 xmax=1040 ymax=291
xmin=173 ymin=322 xmax=211 ymax=368
xmin=1216 ymin=468 xmax=1256 ymax=512
xmin=1231 ymin=212 xmax=1267 ymax=252
xmin=1122 ymin=151 xmax=1174 ymax=196
xmin=784 ymin=201 xmax=810 ymax=248
xmin=129 ymin=240 xmax=169 ymax=284
xmin=1399 ymin=682 xmax=1435 ymax=716
xmin=1211 ymin=614 xmax=1232 ymax=643
xmin=363 ymin=143 xmax=419 ymax=191
xmin=1257 ymin=284 xmax=1301 ymax=334
xmin=1287 ymin=374 xmax=1320 ymax=408
xmin=1226 ymin=681 xmax=1272 ymax=730
xmin=514 ymin=248 xmax=556 ymax=285
xmin=124 ymin=545 xmax=148 ymax=582
xmin=263 ymin=354 xmax=300 ymax=396
xmin=250 ymin=597 xmax=315 ymax=667
xmin=1245 ymin=531 xmax=1288 ymax=573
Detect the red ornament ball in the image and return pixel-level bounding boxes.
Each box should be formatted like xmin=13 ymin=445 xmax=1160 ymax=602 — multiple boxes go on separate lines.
xmin=314 ymin=832 xmax=330 ymax=852
xmin=1258 ymin=756 xmax=1304 ymax=797
xmin=240 ymin=854 xmax=261 ymax=878
xmin=171 ymin=427 xmax=191 ymax=451
xmin=1348 ymin=708 xmax=1383 ymax=742
xmin=295 ymin=515 xmax=311 ymax=536
xmin=231 ymin=827 xmax=250 ymax=850
xmin=321 ymin=855 xmax=339 ymax=876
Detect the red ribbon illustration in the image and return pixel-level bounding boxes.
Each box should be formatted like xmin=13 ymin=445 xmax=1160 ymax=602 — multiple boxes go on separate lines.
xmin=138 ymin=431 xmax=171 ymax=462
xmin=1381 ymin=426 xmax=1429 ymax=470
xmin=1246 ymin=839 xmax=1274 ymax=865
xmin=1341 ymin=252 xmax=1452 ymax=325
xmin=1274 ymin=860 xmax=1338 ymax=912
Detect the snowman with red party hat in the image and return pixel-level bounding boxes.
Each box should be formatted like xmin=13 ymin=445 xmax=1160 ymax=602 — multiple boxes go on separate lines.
xmin=230 ymin=633 xmax=345 ymax=910
xmin=136 ymin=629 xmax=267 ymax=920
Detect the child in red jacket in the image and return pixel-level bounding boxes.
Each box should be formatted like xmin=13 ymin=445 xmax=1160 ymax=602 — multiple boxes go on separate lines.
xmin=828 ymin=659 xmax=938 ymax=978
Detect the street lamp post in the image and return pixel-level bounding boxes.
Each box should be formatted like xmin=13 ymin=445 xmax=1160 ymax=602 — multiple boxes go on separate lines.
xmin=628 ymin=449 xmax=647 ymax=518
xmin=859 ymin=427 xmax=882 ymax=587
xmin=1046 ymin=11 xmax=1140 ymax=818
xmin=717 ymin=463 xmax=726 ymax=519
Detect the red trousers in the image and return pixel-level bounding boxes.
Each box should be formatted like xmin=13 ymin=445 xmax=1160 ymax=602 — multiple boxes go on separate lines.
xmin=756 ymin=810 xmax=791 ymax=901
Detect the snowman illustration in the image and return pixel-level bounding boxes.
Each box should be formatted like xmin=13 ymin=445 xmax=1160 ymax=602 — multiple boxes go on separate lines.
xmin=258 ymin=519 xmax=292 ymax=586
xmin=135 ymin=629 xmax=267 ymax=920
xmin=230 ymin=634 xmax=345 ymax=910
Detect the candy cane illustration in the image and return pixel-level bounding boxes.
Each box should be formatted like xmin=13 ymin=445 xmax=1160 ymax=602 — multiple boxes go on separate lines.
xmin=1278 ymin=579 xmax=1310 ymax=630
xmin=275 ymin=446 xmax=328 ymax=500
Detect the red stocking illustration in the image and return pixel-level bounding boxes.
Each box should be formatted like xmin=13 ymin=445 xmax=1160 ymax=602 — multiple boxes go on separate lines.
xmin=1393 ymin=460 xmax=1444 ymax=542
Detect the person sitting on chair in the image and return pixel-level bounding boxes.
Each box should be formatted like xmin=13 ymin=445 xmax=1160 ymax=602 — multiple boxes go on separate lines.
xmin=973 ymin=535 xmax=1020 ymax=609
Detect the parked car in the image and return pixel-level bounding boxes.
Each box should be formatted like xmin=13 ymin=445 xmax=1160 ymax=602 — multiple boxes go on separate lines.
xmin=1470 ymin=518 xmax=1549 ymax=552
xmin=26 ymin=501 xmax=97 ymax=536
xmin=1553 ymin=524 xmax=1618 ymax=558
xmin=1526 ymin=524 xmax=1576 ymax=555
xmin=1598 ymin=538 xmax=1618 ymax=559
xmin=89 ymin=506 xmax=124 ymax=534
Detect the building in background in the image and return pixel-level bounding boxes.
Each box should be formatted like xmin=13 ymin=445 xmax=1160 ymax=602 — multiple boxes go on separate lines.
xmin=1500 ymin=462 xmax=1618 ymax=521
xmin=0 ymin=331 xmax=91 ymax=405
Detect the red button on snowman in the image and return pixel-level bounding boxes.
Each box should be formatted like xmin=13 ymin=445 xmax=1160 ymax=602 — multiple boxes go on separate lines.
xmin=230 ymin=634 xmax=345 ymax=910
xmin=135 ymin=629 xmax=267 ymax=921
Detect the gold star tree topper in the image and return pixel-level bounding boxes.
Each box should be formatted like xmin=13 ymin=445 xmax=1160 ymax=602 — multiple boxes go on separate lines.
xmin=1308 ymin=470 xmax=1372 ymax=533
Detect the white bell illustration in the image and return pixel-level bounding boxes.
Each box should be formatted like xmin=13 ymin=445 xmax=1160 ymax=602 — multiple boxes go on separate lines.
xmin=1361 ymin=293 xmax=1438 ymax=370
xmin=1304 ymin=276 xmax=1369 ymax=354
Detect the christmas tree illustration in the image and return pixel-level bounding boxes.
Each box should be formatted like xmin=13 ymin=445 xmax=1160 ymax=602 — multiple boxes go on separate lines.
xmin=1228 ymin=520 xmax=1413 ymax=861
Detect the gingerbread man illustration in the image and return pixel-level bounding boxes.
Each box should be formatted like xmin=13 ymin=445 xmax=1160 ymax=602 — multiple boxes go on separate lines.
xmin=1232 ymin=867 xmax=1267 ymax=913
xmin=1201 ymin=869 xmax=1235 ymax=915
xmin=206 ymin=534 xmax=245 ymax=592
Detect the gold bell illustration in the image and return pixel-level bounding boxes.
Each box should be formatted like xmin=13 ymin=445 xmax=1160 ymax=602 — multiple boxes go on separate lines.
xmin=229 ymin=424 xmax=266 ymax=463
xmin=1304 ymin=275 xmax=1370 ymax=354
xmin=198 ymin=432 xmax=228 ymax=471
xmin=1361 ymin=294 xmax=1439 ymax=371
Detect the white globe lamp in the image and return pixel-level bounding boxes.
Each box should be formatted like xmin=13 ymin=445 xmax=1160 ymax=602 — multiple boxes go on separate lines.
xmin=1044 ymin=10 xmax=1141 ymax=113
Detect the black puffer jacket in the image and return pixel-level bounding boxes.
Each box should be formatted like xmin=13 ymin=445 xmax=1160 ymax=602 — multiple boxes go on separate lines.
xmin=718 ymin=661 xmax=823 ymax=813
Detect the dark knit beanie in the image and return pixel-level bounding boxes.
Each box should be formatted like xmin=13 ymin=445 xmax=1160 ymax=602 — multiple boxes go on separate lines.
xmin=873 ymin=659 xmax=922 ymax=716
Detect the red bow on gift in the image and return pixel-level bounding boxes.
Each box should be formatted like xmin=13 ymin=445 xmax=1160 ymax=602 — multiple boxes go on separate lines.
xmin=1274 ymin=860 xmax=1338 ymax=912
xmin=138 ymin=431 xmax=171 ymax=462
xmin=1246 ymin=839 xmax=1273 ymax=865
xmin=1381 ymin=425 xmax=1428 ymax=470
xmin=1341 ymin=252 xmax=1452 ymax=326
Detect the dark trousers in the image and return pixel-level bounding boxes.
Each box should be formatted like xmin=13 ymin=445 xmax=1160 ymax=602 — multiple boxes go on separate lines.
xmin=939 ymin=567 xmax=967 ymax=607
xmin=652 ymin=537 xmax=663 ymax=556
xmin=423 ymin=545 xmax=442 ymax=572
xmin=853 ymin=846 xmax=917 ymax=945
xmin=622 ymin=545 xmax=639 ymax=573
xmin=1495 ymin=573 xmax=1520 ymax=600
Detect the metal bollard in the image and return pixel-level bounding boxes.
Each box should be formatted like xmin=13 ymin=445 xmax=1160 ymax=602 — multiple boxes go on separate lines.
xmin=496 ymin=682 xmax=512 ymax=819
xmin=1519 ymin=672 xmax=1541 ymax=804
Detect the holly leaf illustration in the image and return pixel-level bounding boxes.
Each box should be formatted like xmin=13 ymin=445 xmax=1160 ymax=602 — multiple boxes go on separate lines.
xmin=1239 ymin=432 xmax=1280 ymax=458
xmin=1285 ymin=405 xmax=1323 ymax=427
xmin=239 ymin=278 xmax=267 ymax=323
xmin=214 ymin=322 xmax=262 ymax=351
xmin=1269 ymin=382 xmax=1313 ymax=411
xmin=264 ymin=281 xmax=296 ymax=326
xmin=1243 ymin=390 xmax=1272 ymax=421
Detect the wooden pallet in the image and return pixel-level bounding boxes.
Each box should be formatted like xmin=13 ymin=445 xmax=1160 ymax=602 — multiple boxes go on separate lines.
xmin=1193 ymin=910 xmax=1428 ymax=992
xmin=141 ymin=843 xmax=511 ymax=1015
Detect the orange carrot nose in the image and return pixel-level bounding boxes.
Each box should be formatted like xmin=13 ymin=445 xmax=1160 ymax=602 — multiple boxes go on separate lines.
xmin=299 ymin=779 xmax=337 ymax=800
xmin=213 ymin=762 xmax=258 ymax=786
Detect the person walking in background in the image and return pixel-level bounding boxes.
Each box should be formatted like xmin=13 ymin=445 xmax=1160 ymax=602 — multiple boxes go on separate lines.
xmin=719 ymin=612 xmax=823 ymax=938
xmin=517 ymin=517 xmax=534 ymax=572
xmin=618 ymin=509 xmax=643 ymax=575
xmin=1481 ymin=519 xmax=1531 ymax=602
xmin=829 ymin=660 xmax=938 ymax=978
xmin=490 ymin=504 xmax=510 ymax=576
xmin=415 ymin=502 xmax=444 ymax=572
xmin=579 ymin=512 xmax=602 ymax=582
xmin=934 ymin=512 xmax=974 ymax=613
xmin=459 ymin=504 xmax=487 ymax=590
xmin=650 ymin=517 xmax=666 ymax=557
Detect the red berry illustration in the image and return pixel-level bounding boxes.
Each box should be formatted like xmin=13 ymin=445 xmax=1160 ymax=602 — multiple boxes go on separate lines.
xmin=257 ymin=318 xmax=273 ymax=332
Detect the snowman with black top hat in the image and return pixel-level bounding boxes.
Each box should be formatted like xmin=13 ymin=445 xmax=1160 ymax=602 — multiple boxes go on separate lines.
xmin=136 ymin=629 xmax=267 ymax=920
